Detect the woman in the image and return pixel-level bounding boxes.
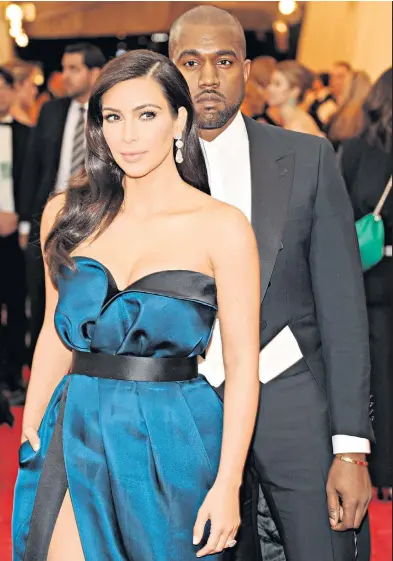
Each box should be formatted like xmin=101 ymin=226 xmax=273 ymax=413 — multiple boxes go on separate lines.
xmin=306 ymin=73 xmax=337 ymax=132
xmin=267 ymin=60 xmax=323 ymax=136
xmin=241 ymin=56 xmax=281 ymax=126
xmin=12 ymin=51 xmax=261 ymax=560
xmin=327 ymin=70 xmax=372 ymax=151
xmin=340 ymin=68 xmax=392 ymax=501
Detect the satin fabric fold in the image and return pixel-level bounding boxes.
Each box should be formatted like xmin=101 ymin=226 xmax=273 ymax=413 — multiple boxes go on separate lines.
xmin=13 ymin=261 xmax=226 ymax=560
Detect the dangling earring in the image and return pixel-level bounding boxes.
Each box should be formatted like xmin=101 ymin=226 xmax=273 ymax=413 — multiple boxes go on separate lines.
xmin=175 ymin=136 xmax=184 ymax=164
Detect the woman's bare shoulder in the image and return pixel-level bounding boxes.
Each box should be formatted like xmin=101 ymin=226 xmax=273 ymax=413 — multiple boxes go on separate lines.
xmin=197 ymin=195 xmax=257 ymax=248
xmin=41 ymin=193 xmax=66 ymax=237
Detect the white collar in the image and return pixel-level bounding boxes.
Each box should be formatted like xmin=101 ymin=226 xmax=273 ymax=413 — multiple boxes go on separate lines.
xmin=0 ymin=115 xmax=13 ymax=124
xmin=71 ymin=99 xmax=89 ymax=111
xmin=201 ymin=112 xmax=247 ymax=150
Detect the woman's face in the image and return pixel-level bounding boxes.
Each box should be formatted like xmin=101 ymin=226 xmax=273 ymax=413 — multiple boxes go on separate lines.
xmin=102 ymin=77 xmax=186 ymax=179
xmin=267 ymin=71 xmax=298 ymax=108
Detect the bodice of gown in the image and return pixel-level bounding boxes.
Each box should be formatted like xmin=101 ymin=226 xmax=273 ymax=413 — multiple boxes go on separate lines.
xmin=55 ymin=257 xmax=218 ymax=358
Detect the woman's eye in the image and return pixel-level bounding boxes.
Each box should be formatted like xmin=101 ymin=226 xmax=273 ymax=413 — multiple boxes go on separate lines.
xmin=140 ymin=111 xmax=157 ymax=121
xmin=104 ymin=114 xmax=120 ymax=122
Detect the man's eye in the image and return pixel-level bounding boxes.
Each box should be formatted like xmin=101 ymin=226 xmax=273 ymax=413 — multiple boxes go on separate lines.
xmin=217 ymin=60 xmax=232 ymax=67
xmin=140 ymin=111 xmax=157 ymax=121
xmin=184 ymin=61 xmax=199 ymax=68
xmin=104 ymin=114 xmax=120 ymax=122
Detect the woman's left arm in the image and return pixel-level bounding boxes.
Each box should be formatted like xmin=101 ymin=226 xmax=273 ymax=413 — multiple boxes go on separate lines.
xmin=194 ymin=206 xmax=261 ymax=558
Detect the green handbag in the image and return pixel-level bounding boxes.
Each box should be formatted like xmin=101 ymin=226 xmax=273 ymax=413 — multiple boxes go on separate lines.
xmin=356 ymin=176 xmax=392 ymax=272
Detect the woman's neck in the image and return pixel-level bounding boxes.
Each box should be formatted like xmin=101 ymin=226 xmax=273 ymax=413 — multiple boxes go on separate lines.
xmin=123 ymin=156 xmax=185 ymax=218
xmin=279 ymin=103 xmax=299 ymax=128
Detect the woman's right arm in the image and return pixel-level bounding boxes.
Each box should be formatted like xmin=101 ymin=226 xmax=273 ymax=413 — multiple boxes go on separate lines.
xmin=22 ymin=195 xmax=72 ymax=449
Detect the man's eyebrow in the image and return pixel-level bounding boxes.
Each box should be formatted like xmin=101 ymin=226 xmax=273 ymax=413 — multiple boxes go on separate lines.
xmin=216 ymin=49 xmax=238 ymax=59
xmin=178 ymin=48 xmax=239 ymax=59
xmin=178 ymin=49 xmax=202 ymax=59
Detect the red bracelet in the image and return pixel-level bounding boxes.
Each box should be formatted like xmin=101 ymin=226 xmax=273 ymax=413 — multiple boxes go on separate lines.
xmin=336 ymin=455 xmax=369 ymax=467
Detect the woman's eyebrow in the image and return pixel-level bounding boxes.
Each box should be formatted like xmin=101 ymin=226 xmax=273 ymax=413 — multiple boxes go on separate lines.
xmin=102 ymin=104 xmax=163 ymax=112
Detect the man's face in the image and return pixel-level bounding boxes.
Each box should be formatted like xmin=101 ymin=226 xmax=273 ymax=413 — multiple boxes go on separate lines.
xmin=331 ymin=64 xmax=351 ymax=100
xmin=172 ymin=23 xmax=250 ymax=131
xmin=0 ymin=76 xmax=14 ymax=116
xmin=62 ymin=52 xmax=95 ymax=99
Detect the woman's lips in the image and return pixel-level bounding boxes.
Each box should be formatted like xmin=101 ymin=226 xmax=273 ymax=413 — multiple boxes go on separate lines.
xmin=121 ymin=151 xmax=147 ymax=162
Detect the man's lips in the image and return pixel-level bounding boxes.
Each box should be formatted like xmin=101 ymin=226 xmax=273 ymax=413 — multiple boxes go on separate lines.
xmin=196 ymin=93 xmax=225 ymax=104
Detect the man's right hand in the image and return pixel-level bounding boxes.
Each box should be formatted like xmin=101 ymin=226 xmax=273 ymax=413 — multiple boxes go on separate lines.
xmin=0 ymin=211 xmax=18 ymax=237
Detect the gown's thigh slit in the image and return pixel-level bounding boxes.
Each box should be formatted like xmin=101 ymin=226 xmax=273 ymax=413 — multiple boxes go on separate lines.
xmin=23 ymin=381 xmax=71 ymax=561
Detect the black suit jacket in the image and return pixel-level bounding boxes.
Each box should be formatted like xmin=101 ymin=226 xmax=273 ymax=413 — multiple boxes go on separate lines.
xmin=5 ymin=119 xmax=31 ymax=217
xmin=19 ymin=97 xmax=71 ymax=233
xmin=244 ymin=117 xmax=372 ymax=441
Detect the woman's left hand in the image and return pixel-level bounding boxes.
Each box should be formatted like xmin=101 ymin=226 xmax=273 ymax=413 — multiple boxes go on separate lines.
xmin=193 ymin=479 xmax=241 ymax=558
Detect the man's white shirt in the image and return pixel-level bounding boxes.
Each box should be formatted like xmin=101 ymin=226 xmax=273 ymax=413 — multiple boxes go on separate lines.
xmin=0 ymin=116 xmax=15 ymax=214
xmin=55 ymin=100 xmax=88 ymax=193
xmin=198 ymin=112 xmax=370 ymax=455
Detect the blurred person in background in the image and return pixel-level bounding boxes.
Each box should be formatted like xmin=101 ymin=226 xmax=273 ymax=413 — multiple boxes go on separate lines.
xmin=340 ymin=68 xmax=393 ymax=501
xmin=327 ymin=71 xmax=372 ymax=151
xmin=19 ymin=42 xmax=106 ymax=366
xmin=330 ymin=60 xmax=354 ymax=106
xmin=0 ymin=67 xmax=31 ymax=406
xmin=305 ymin=72 xmax=338 ymax=132
xmin=6 ymin=60 xmax=39 ymax=126
xmin=35 ymin=71 xmax=67 ymax=117
xmin=241 ymin=56 xmax=281 ymax=126
xmin=267 ymin=60 xmax=323 ymax=136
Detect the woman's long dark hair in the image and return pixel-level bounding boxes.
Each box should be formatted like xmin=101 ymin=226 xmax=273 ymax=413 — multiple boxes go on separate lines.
xmin=45 ymin=50 xmax=210 ymax=283
xmin=360 ymin=67 xmax=392 ymax=153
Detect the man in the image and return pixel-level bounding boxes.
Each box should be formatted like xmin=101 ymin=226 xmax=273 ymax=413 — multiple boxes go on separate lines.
xmin=0 ymin=67 xmax=30 ymax=405
xmin=330 ymin=61 xmax=353 ymax=106
xmin=170 ymin=7 xmax=373 ymax=561
xmin=20 ymin=43 xmax=106 ymax=363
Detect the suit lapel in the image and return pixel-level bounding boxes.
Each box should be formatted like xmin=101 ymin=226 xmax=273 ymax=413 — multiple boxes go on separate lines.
xmin=244 ymin=117 xmax=295 ymax=301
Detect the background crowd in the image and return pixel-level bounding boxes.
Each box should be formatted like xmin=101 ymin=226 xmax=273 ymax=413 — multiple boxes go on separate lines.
xmin=0 ymin=2 xmax=392 ymax=553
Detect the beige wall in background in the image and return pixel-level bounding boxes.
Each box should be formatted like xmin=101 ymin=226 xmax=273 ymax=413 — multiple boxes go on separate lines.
xmin=298 ymin=1 xmax=392 ymax=81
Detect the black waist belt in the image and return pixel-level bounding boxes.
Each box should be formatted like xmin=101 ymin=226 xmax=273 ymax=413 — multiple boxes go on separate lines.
xmin=70 ymin=351 xmax=198 ymax=382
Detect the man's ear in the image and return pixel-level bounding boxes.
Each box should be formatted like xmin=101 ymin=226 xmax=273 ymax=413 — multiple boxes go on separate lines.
xmin=244 ymin=59 xmax=252 ymax=83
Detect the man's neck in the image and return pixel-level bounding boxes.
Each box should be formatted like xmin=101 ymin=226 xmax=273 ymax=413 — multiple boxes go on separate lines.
xmin=74 ymin=93 xmax=90 ymax=105
xmin=199 ymin=112 xmax=238 ymax=143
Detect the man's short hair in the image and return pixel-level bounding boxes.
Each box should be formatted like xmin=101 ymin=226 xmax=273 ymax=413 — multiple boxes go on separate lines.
xmin=0 ymin=67 xmax=14 ymax=87
xmin=169 ymin=6 xmax=247 ymax=59
xmin=64 ymin=43 xmax=107 ymax=70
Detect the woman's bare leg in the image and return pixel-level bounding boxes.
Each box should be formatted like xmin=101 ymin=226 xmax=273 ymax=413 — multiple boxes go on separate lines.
xmin=47 ymin=490 xmax=85 ymax=561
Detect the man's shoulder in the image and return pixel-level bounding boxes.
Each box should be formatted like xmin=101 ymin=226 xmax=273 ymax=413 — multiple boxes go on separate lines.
xmin=40 ymin=97 xmax=72 ymax=117
xmin=244 ymin=116 xmax=325 ymax=155
xmin=12 ymin=119 xmax=31 ymax=133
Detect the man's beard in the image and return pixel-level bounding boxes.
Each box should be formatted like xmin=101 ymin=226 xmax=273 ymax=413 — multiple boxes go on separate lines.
xmin=196 ymin=93 xmax=244 ymax=131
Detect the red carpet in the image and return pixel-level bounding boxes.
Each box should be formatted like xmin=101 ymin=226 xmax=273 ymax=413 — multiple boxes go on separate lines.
xmin=0 ymin=408 xmax=391 ymax=561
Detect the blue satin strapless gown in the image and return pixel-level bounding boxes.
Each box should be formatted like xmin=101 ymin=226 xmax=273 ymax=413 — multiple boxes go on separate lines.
xmin=12 ymin=257 xmax=224 ymax=561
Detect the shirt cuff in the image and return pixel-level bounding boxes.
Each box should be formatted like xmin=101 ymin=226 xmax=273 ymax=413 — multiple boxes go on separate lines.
xmin=332 ymin=435 xmax=371 ymax=455
xmin=18 ymin=221 xmax=31 ymax=235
